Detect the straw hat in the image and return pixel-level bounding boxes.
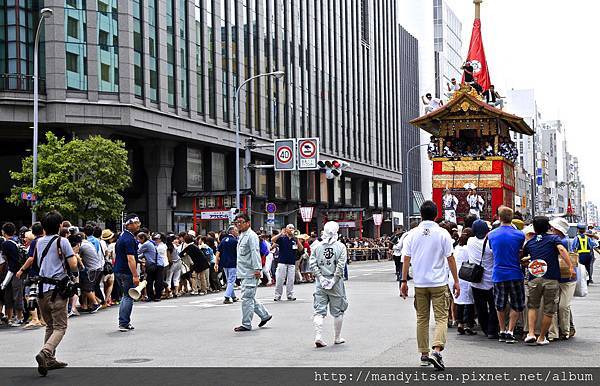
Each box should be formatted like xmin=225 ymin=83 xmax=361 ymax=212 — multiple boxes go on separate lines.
xmin=101 ymin=229 xmax=114 ymax=241
xmin=297 ymin=234 xmax=309 ymax=240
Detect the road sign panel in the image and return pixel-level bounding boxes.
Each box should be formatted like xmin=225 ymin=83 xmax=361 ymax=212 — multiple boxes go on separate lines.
xmin=266 ymin=202 xmax=277 ymax=213
xmin=297 ymin=137 xmax=319 ymax=170
xmin=274 ymin=139 xmax=297 ymax=171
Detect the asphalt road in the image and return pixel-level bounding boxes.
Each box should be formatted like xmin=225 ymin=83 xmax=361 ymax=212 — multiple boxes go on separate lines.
xmin=1 ymin=260 xmax=598 ymax=368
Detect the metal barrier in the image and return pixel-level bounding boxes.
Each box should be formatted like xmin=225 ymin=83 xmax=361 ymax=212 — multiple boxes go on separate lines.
xmin=347 ymin=247 xmax=391 ymax=261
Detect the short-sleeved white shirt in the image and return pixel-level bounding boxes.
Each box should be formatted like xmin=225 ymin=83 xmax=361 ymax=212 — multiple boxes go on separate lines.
xmin=401 ymin=221 xmax=454 ymax=288
xmin=36 ymin=235 xmax=75 ymax=293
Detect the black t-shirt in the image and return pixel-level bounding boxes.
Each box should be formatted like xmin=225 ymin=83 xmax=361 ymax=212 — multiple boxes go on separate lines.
xmin=464 ymin=64 xmax=474 ymax=82
xmin=1 ymin=238 xmax=20 ymax=273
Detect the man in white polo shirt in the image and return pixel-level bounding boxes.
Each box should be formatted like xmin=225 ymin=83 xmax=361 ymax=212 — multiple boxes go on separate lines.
xmin=400 ymin=200 xmax=460 ymax=371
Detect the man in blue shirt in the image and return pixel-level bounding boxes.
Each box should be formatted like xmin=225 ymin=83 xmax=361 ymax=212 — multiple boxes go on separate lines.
xmin=215 ymin=226 xmax=238 ymax=304
xmin=114 ymin=213 xmax=141 ymax=332
xmin=571 ymin=224 xmax=597 ymax=284
xmin=272 ymin=224 xmax=304 ymax=301
xmin=83 ymin=224 xmax=101 ymax=256
xmin=487 ymin=206 xmax=525 ymax=344
xmin=523 ymin=217 xmax=575 ymax=346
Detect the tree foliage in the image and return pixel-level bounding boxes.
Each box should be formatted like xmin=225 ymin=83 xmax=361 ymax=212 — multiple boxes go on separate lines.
xmin=8 ymin=132 xmax=131 ymax=222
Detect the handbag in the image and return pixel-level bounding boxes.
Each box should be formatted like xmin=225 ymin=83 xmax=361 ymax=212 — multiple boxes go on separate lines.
xmin=102 ymin=260 xmax=113 ymax=275
xmin=458 ymin=238 xmax=486 ymax=283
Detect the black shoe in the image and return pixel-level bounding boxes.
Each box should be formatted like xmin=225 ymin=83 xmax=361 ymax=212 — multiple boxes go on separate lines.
xmin=505 ymin=333 xmax=518 ymax=344
xmin=428 ymin=351 xmax=445 ymax=371
xmin=287 ymin=297 xmax=296 ymax=301
xmin=420 ymin=355 xmax=432 ymax=367
xmin=232 ymin=297 xmax=239 ymax=302
xmin=118 ymin=324 xmax=135 ymax=332
xmin=498 ymin=332 xmax=507 ymax=342
xmin=465 ymin=327 xmax=477 ymax=336
xmin=223 ymin=298 xmax=233 ymax=304
xmin=35 ymin=351 xmax=49 ymax=377
xmin=589 ymin=279 xmax=594 ymax=284
xmin=234 ymin=325 xmax=251 ymax=332
xmin=90 ymin=303 xmax=102 ymax=313
xmin=457 ymin=326 xmax=465 ymax=335
xmin=258 ymin=315 xmax=272 ymax=327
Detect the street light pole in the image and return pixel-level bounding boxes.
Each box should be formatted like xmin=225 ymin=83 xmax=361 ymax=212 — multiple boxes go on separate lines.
xmin=234 ymin=70 xmax=284 ymax=210
xmin=32 ymin=7 xmax=53 ymax=224
xmin=405 ymin=143 xmax=429 ymax=223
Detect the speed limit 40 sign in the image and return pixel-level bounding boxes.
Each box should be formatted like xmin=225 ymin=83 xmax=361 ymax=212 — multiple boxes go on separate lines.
xmin=274 ymin=139 xmax=297 ymax=171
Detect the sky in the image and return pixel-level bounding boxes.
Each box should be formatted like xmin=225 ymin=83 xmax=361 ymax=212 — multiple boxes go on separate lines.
xmin=447 ymin=0 xmax=600 ymax=205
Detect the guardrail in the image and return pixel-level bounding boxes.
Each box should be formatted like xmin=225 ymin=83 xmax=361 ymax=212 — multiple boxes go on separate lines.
xmin=0 ymin=74 xmax=46 ymax=93
xmin=347 ymin=247 xmax=391 ymax=262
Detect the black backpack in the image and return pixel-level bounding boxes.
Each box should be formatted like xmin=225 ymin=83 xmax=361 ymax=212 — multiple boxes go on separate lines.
xmin=8 ymin=240 xmax=28 ymax=266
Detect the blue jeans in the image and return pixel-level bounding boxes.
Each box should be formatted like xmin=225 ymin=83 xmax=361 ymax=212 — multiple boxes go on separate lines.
xmin=115 ymin=273 xmax=134 ymax=327
xmin=224 ymin=268 xmax=237 ymax=299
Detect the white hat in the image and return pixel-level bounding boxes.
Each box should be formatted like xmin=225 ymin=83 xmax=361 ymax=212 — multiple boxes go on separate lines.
xmin=187 ymin=230 xmax=196 ymax=237
xmin=550 ymin=217 xmax=569 ymax=237
xmin=522 ymin=224 xmax=535 ymax=236
xmin=321 ymin=221 xmax=340 ymax=244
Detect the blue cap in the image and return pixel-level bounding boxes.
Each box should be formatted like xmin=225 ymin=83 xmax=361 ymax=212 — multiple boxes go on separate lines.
xmin=577 ymin=223 xmax=586 ymax=230
xmin=473 ymin=219 xmax=490 ymax=239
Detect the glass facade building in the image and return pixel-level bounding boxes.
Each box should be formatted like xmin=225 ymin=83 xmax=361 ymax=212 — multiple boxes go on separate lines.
xmin=1 ymin=0 xmax=406 ymax=234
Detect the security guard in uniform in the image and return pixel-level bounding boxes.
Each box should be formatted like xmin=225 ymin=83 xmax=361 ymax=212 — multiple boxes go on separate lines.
xmin=571 ymin=224 xmax=597 ymax=285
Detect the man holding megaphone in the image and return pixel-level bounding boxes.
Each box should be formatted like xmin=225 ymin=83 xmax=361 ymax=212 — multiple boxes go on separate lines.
xmin=114 ymin=213 xmax=142 ymax=332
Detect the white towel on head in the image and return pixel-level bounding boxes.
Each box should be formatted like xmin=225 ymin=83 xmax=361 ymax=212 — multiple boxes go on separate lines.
xmin=321 ymin=221 xmax=340 ymax=245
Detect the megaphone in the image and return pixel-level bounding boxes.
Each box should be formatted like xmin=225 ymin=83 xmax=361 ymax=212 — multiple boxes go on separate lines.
xmin=293 ymin=230 xmax=300 ymax=237
xmin=128 ymin=280 xmax=147 ymax=300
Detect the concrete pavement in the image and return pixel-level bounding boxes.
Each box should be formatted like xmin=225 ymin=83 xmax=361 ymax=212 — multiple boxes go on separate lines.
xmin=0 ymin=260 xmax=598 ymax=367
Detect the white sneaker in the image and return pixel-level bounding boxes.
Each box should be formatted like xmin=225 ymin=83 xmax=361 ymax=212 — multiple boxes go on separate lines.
xmin=537 ymin=338 xmax=550 ymax=346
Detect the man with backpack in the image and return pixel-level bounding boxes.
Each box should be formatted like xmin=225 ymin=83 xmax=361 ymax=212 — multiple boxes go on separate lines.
xmin=31 ymin=211 xmax=78 ymax=376
xmin=1 ymin=222 xmax=26 ymax=326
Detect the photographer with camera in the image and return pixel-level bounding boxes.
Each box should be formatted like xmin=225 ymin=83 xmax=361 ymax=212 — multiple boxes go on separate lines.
xmin=32 ymin=210 xmax=78 ymax=376
xmin=16 ymin=222 xmax=46 ymax=329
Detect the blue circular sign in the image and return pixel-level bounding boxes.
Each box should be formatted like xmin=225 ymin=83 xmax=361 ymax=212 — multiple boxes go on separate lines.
xmin=266 ymin=202 xmax=277 ymax=213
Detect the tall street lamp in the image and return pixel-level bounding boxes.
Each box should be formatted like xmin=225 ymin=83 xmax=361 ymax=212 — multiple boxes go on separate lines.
xmin=233 ymin=70 xmax=285 ymax=210
xmin=32 ymin=7 xmax=53 ymax=223
xmin=405 ymin=143 xmax=429 ymax=223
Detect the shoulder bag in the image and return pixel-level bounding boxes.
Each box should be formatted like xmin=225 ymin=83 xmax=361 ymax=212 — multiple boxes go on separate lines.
xmin=458 ymin=238 xmax=486 ymax=283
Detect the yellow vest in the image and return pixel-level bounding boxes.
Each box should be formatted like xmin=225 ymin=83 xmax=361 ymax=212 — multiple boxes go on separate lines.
xmin=577 ymin=235 xmax=590 ymax=253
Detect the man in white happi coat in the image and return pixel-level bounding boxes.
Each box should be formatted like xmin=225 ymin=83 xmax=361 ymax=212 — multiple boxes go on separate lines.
xmin=466 ymin=189 xmax=485 ymax=218
xmin=442 ymin=190 xmax=459 ymax=223
xmin=309 ymin=221 xmax=348 ymax=348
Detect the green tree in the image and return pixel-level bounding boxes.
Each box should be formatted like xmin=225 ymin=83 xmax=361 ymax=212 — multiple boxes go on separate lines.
xmin=8 ymin=132 xmax=131 ymax=222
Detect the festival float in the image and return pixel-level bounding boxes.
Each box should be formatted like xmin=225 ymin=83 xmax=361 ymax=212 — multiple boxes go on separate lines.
xmin=410 ymin=0 xmax=534 ymax=222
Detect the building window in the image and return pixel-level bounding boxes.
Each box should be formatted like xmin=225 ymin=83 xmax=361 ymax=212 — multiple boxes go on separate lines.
xmin=306 ymin=172 xmax=316 ymax=202
xmin=133 ymin=0 xmax=143 ymax=98
xmin=207 ymin=0 xmax=216 ymax=118
xmin=65 ymin=0 xmax=88 ymax=90
xmin=368 ymin=181 xmax=375 ymax=207
xmin=166 ymin=0 xmax=176 ymax=107
xmin=148 ymin=0 xmax=159 ymax=102
xmin=344 ymin=177 xmax=352 ymax=206
xmin=320 ymin=174 xmax=328 ymax=204
xmin=290 ymin=170 xmax=300 ymax=201
xmin=194 ymin=1 xmax=204 ymax=114
xmin=211 ymin=152 xmax=226 ymax=190
xmin=334 ymin=177 xmax=342 ymax=205
xmin=66 ymin=52 xmax=78 ymax=72
xmin=179 ymin=0 xmax=188 ymax=109
xmin=220 ymin=0 xmax=229 ymax=121
xmin=360 ymin=0 xmax=369 ymax=45
xmin=275 ymin=171 xmax=287 ymax=199
xmin=187 ymin=147 xmax=203 ymax=190
xmin=255 ymin=161 xmax=268 ymax=196
xmin=96 ymin=0 xmax=118 ymax=92
xmin=386 ymin=184 xmax=392 ymax=209
xmin=67 ymin=17 xmax=79 ymax=38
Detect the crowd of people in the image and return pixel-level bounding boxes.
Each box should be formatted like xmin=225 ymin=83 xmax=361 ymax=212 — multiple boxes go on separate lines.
xmin=396 ymin=200 xmax=595 ymax=370
xmin=427 ymin=135 xmax=518 ymax=162
xmin=1 ymin=210 xmax=355 ymax=375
